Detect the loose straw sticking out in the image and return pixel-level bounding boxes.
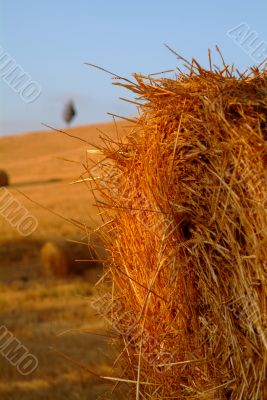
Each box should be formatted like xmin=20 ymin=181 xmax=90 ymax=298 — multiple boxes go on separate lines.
xmin=87 ymin=149 xmax=105 ymax=155
xmin=88 ymin=55 xmax=267 ymax=399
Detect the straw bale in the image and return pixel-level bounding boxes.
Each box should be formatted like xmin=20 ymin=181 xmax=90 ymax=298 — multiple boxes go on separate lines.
xmin=90 ymin=59 xmax=267 ymax=399
xmin=0 ymin=170 xmax=9 ymax=187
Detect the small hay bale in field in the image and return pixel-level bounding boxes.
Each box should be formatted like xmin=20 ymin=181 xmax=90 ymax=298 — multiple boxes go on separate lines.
xmin=40 ymin=241 xmax=69 ymax=277
xmin=89 ymin=58 xmax=267 ymax=399
xmin=40 ymin=238 xmax=103 ymax=278
xmin=0 ymin=170 xmax=9 ymax=187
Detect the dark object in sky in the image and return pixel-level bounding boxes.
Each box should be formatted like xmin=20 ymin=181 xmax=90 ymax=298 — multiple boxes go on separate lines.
xmin=63 ymin=100 xmax=76 ymax=124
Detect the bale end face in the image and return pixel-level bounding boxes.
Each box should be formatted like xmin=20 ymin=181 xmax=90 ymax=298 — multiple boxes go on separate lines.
xmin=91 ymin=61 xmax=267 ymax=399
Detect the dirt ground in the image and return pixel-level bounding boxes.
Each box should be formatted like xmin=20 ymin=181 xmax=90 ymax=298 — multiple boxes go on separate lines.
xmin=0 ymin=122 xmax=127 ymax=400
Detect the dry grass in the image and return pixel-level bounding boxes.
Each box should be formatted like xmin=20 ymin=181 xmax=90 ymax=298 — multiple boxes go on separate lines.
xmin=88 ymin=56 xmax=267 ymax=399
xmin=0 ymin=122 xmax=127 ymax=400
xmin=0 ymin=122 xmax=126 ymax=242
xmin=0 ymin=278 xmax=114 ymax=400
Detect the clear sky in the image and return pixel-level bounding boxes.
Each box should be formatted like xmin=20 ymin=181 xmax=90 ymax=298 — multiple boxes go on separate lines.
xmin=0 ymin=0 xmax=266 ymax=136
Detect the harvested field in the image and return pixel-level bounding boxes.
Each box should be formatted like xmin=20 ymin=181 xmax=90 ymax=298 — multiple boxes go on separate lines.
xmin=0 ymin=122 xmax=126 ymax=400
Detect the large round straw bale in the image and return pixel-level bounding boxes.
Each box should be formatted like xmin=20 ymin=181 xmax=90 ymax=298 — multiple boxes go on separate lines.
xmin=91 ymin=58 xmax=267 ymax=399
xmin=0 ymin=170 xmax=9 ymax=187
xmin=40 ymin=237 xmax=103 ymax=278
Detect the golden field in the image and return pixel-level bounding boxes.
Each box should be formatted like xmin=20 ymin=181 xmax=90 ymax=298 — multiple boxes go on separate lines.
xmin=0 ymin=122 xmax=126 ymax=400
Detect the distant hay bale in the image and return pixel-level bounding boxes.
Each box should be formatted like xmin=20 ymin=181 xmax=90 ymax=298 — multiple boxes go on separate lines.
xmin=40 ymin=241 xmax=68 ymax=277
xmin=0 ymin=170 xmax=9 ymax=187
xmin=90 ymin=57 xmax=267 ymax=398
xmin=40 ymin=238 xmax=103 ymax=278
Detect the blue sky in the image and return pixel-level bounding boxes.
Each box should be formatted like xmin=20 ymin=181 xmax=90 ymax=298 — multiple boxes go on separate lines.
xmin=0 ymin=0 xmax=267 ymax=136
